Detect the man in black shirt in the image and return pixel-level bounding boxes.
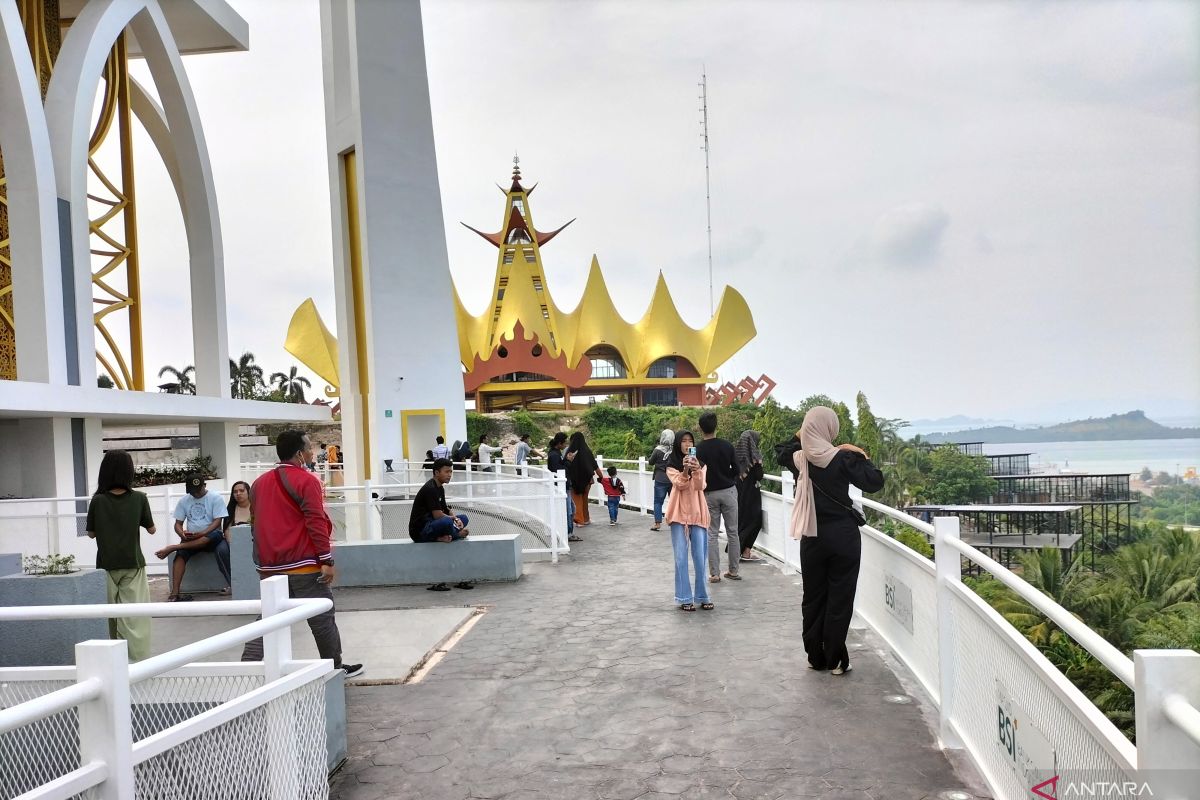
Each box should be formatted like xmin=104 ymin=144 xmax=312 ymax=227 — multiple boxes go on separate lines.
xmin=409 ymin=459 xmax=470 ymax=543
xmin=546 ymin=433 xmax=582 ymax=543
xmin=695 ymin=411 xmax=741 ymax=580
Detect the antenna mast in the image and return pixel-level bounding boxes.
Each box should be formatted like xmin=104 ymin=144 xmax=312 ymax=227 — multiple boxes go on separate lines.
xmin=699 ymin=69 xmax=714 ymax=316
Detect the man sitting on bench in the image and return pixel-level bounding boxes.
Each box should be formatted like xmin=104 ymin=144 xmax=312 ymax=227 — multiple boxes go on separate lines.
xmin=409 ymin=458 xmax=472 ymax=591
xmin=155 ymin=475 xmax=229 ymax=600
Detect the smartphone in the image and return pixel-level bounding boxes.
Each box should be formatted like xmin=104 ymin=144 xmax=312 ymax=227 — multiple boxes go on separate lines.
xmin=688 ymin=447 xmax=696 ymax=457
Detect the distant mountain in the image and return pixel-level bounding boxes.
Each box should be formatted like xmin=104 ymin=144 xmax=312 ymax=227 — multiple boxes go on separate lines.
xmin=918 ymin=410 xmax=1200 ymax=444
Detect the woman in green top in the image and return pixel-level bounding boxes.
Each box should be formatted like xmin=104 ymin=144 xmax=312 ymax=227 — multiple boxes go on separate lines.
xmin=85 ymin=450 xmax=157 ymax=661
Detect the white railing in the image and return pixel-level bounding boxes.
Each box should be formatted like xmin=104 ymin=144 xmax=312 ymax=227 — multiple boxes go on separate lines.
xmin=0 ymin=481 xmax=227 ymax=575
xmin=600 ymin=449 xmax=1199 ymax=799
xmin=0 ymin=575 xmax=334 ymax=799
xmin=242 ymin=460 xmax=570 ymax=561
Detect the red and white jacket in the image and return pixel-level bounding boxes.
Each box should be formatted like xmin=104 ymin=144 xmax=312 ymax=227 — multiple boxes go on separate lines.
xmin=249 ymin=463 xmax=333 ymax=574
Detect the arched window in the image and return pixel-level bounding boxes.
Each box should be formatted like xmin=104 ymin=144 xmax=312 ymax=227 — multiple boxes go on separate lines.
xmin=586 ymin=345 xmax=627 ymax=379
xmin=647 ymin=357 xmax=677 ymax=378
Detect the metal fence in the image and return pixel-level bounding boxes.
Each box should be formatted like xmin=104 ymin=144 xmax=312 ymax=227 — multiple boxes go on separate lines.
xmin=0 ymin=576 xmax=334 ymax=800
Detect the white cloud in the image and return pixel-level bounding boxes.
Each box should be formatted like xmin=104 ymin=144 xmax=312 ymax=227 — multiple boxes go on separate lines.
xmin=854 ymin=203 xmax=951 ymax=268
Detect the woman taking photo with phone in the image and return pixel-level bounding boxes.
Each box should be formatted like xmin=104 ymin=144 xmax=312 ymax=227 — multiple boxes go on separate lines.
xmin=790 ymin=406 xmax=884 ymax=675
xmin=665 ymin=430 xmax=712 ymax=611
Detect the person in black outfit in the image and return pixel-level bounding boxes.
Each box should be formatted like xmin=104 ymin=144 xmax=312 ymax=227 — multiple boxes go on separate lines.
xmin=696 ymin=412 xmax=741 ymax=581
xmin=547 ymin=433 xmax=582 ymax=543
xmin=408 ymin=458 xmax=473 ymax=591
xmin=734 ymin=429 xmax=764 ymax=560
xmin=566 ymin=432 xmax=603 ymax=527
xmin=789 ymin=406 xmax=884 ymax=675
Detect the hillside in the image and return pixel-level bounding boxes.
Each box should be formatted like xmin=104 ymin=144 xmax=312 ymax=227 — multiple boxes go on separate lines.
xmin=920 ymin=410 xmax=1200 ymax=444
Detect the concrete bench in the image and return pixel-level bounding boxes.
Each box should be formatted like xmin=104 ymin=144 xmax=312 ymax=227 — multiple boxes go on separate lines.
xmin=334 ymin=534 xmax=522 ymax=587
xmin=167 ymin=526 xmax=259 ymax=599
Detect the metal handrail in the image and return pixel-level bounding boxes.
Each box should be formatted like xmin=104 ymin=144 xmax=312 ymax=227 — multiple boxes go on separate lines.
xmin=1162 ymin=693 xmax=1200 ymax=749
xmin=0 ymin=678 xmax=102 ymax=735
xmin=861 ymin=496 xmax=936 ymax=536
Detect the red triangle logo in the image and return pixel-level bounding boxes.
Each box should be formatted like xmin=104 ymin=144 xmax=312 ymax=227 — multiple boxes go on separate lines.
xmin=1032 ymin=775 xmax=1058 ymax=799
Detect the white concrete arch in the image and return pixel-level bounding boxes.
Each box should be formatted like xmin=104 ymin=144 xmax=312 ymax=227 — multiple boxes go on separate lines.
xmin=128 ymin=76 xmax=184 ymax=217
xmin=44 ymin=0 xmax=229 ymax=398
xmin=0 ymin=3 xmax=67 ymax=384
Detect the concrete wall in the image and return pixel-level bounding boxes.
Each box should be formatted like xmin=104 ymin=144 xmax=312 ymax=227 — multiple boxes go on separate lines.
xmin=0 ymin=569 xmax=107 ymax=666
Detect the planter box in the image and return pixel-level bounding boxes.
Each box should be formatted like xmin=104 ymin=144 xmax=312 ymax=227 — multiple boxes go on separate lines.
xmin=0 ymin=552 xmax=21 ymax=577
xmin=0 ymin=569 xmax=108 ymax=667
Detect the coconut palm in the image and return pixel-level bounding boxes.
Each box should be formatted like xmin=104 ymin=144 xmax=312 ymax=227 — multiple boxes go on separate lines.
xmin=228 ymin=352 xmax=265 ymax=399
xmin=157 ymin=364 xmax=196 ymax=395
xmin=270 ymin=365 xmax=311 ymax=403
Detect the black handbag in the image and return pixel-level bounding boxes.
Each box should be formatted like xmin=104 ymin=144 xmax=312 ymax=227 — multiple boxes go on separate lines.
xmin=811 ymin=479 xmax=867 ymax=527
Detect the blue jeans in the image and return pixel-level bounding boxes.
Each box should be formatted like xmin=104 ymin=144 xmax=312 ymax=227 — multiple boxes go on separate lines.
xmin=670 ymin=523 xmax=709 ymax=605
xmin=177 ymin=530 xmax=231 ymax=585
xmin=414 ymin=514 xmax=470 ymax=542
xmin=566 ymin=494 xmax=575 ymax=535
xmin=653 ymin=481 xmax=671 ymax=524
xmin=606 ymin=496 xmax=620 ymax=521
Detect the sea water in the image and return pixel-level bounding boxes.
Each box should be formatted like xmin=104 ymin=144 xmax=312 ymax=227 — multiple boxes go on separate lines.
xmin=982 ymin=439 xmax=1200 ymax=477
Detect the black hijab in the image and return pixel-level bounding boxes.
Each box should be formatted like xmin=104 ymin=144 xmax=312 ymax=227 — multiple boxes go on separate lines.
xmin=667 ymin=430 xmax=695 ymax=472
xmin=566 ymin=431 xmax=598 ymax=491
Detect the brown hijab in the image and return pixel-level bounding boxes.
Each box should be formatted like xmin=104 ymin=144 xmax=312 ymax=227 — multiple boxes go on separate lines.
xmin=790 ymin=406 xmax=840 ymax=538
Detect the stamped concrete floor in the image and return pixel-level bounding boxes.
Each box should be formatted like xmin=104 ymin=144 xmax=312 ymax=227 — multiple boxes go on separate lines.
xmin=328 ymin=515 xmax=990 ymax=800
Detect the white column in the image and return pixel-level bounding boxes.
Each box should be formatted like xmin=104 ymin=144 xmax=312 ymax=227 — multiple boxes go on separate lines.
xmin=76 ymin=640 xmax=134 ymax=800
xmin=1135 ymin=649 xmax=1200 ymax=799
xmin=933 ymin=515 xmax=964 ymax=749
xmin=319 ymin=0 xmax=467 ymax=485
xmin=199 ymin=421 xmax=241 ymax=484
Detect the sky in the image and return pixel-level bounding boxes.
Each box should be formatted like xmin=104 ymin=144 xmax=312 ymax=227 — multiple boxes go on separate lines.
xmin=120 ymin=0 xmax=1200 ymax=427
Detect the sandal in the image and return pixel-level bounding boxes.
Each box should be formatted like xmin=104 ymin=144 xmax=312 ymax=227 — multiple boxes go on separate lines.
xmin=724 ymin=572 xmax=742 ymax=581
xmin=426 ymin=583 xmax=451 ymax=592
xmin=700 ymin=602 xmax=714 ymax=611
xmin=454 ymin=581 xmax=474 ymax=590
xmin=679 ymin=603 xmax=696 ymax=612
xmin=166 ymin=593 xmax=193 ymax=602
xmin=708 ymin=575 xmax=721 ymax=583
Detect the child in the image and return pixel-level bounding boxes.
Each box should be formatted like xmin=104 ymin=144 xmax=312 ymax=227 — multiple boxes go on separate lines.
xmin=600 ymin=466 xmax=627 ymax=525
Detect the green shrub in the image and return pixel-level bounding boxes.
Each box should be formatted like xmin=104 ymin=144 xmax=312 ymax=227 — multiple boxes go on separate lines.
xmin=24 ymin=554 xmax=77 ymax=575
xmin=134 ymin=454 xmax=219 ymax=488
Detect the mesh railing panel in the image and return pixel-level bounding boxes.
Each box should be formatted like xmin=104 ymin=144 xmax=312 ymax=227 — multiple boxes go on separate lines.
xmin=0 ymin=680 xmax=79 ymax=800
xmin=130 ymin=674 xmax=265 ymax=740
xmin=856 ymin=529 xmax=940 ymax=702
xmin=945 ymin=581 xmax=1134 ymax=796
xmin=133 ymin=677 xmax=327 ymax=800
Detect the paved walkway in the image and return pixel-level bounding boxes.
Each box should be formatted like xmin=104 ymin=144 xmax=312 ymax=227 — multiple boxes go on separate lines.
xmin=328 ymin=515 xmax=988 ymax=800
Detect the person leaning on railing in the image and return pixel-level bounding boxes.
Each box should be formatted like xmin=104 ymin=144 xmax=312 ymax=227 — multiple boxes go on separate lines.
xmin=790 ymin=406 xmax=884 ymax=676
xmin=239 ymin=430 xmax=363 ymax=679
xmin=86 ymin=449 xmax=157 ymax=662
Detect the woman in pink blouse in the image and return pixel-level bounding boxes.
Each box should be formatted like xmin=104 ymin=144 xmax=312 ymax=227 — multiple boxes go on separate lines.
xmin=664 ymin=431 xmax=713 ymax=611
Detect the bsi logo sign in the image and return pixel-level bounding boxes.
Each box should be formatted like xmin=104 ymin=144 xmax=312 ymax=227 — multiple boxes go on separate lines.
xmin=995 ymin=681 xmax=1056 ymax=793
xmin=883 ymin=571 xmax=913 ymax=634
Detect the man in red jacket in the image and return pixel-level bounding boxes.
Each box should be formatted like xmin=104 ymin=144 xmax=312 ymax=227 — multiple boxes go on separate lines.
xmin=240 ymin=430 xmax=362 ymax=678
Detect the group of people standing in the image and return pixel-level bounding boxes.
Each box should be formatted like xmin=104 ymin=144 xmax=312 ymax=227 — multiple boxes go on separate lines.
xmin=651 ymin=406 xmax=883 ymax=676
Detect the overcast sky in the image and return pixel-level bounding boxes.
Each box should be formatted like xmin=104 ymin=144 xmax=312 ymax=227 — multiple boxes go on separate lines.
xmin=123 ymin=0 xmax=1200 ymax=426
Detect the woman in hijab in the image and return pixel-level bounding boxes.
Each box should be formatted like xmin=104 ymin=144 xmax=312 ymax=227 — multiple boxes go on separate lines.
xmin=566 ymin=431 xmax=603 ymax=526
xmin=647 ymin=429 xmax=675 ymax=531
xmin=790 ymin=406 xmax=884 ymax=675
xmin=664 ymin=430 xmax=712 ymax=611
xmin=734 ymin=430 xmax=764 ymax=561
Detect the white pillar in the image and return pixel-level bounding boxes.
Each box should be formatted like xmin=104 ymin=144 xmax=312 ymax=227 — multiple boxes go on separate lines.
xmin=1135 ymin=649 xmax=1200 ymax=799
xmin=319 ymin=0 xmax=467 ymax=486
xmin=199 ymin=421 xmax=241 ymax=484
xmin=76 ymin=640 xmax=134 ymax=800
xmin=933 ymin=515 xmax=964 ymax=749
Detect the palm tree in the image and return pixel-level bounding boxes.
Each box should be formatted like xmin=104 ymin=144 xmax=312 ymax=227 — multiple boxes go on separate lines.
xmin=157 ymin=364 xmax=196 ymax=395
xmin=228 ymin=351 xmax=265 ymax=399
xmin=270 ymin=365 xmax=311 ymax=403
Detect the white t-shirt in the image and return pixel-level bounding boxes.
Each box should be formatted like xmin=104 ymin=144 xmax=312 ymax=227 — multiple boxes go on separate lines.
xmin=477 ymin=443 xmax=502 ymax=466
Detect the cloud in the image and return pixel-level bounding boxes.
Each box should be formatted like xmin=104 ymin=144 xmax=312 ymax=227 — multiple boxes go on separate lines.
xmin=857 ymin=203 xmax=950 ymax=268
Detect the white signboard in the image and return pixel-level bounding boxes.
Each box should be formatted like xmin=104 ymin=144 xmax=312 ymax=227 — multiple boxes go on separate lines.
xmin=996 ymin=680 xmax=1057 ymax=794
xmin=883 ymin=572 xmax=914 ymax=634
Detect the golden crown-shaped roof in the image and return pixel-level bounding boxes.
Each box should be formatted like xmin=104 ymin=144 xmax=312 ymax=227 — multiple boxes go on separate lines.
xmin=454 ymin=167 xmax=756 ymax=384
